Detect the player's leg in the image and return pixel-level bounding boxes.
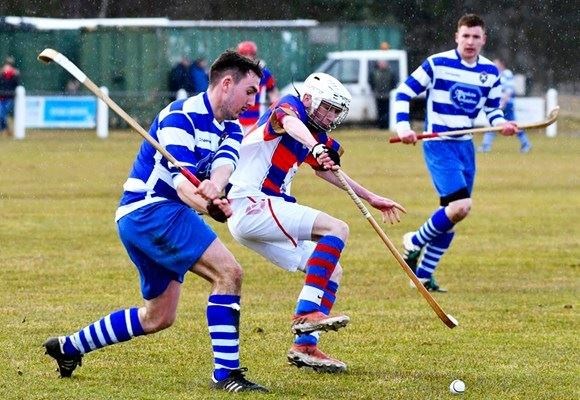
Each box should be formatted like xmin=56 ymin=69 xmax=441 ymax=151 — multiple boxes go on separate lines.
xmin=228 ymin=197 xmax=347 ymax=371
xmin=190 ymin=237 xmax=267 ymax=392
xmin=405 ymin=141 xmax=473 ymax=291
xmin=478 ymin=131 xmax=495 ymax=152
xmin=43 ymin=203 xmax=196 ymax=378
xmin=291 ymin=211 xmax=350 ymax=333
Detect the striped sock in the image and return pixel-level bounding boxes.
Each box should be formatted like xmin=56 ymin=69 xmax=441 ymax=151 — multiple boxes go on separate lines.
xmin=416 ymin=231 xmax=455 ymax=279
xmin=62 ymin=308 xmax=145 ymax=356
xmin=207 ymin=294 xmax=241 ymax=382
xmin=294 ymin=279 xmax=339 ymax=346
xmin=295 ymin=236 xmax=344 ymax=316
xmin=411 ymin=208 xmax=455 ymax=248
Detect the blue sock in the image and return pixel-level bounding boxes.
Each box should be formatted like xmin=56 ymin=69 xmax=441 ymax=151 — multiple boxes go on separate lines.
xmin=517 ymin=131 xmax=530 ymax=147
xmin=207 ymin=294 xmax=241 ymax=382
xmin=412 ymin=208 xmax=455 ymax=248
xmin=481 ymin=132 xmax=496 ymax=149
xmin=416 ymin=231 xmax=455 ymax=279
xmin=63 ymin=308 xmax=145 ymax=356
xmin=295 ymin=236 xmax=344 ymax=315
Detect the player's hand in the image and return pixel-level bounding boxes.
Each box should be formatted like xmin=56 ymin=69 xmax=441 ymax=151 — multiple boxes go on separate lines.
xmin=206 ymin=196 xmax=231 ymax=223
xmin=397 ymin=129 xmax=418 ymax=145
xmin=196 ymin=179 xmax=221 ymax=201
xmin=500 ymin=122 xmax=519 ymax=136
xmin=311 ymin=143 xmax=340 ymax=171
xmin=368 ymin=196 xmax=407 ymax=224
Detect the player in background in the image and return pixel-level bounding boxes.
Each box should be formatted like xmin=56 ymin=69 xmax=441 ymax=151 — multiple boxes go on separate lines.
xmin=227 ymin=72 xmax=405 ymax=372
xmin=236 ymin=40 xmax=280 ymax=131
xmin=394 ymin=14 xmax=518 ymax=292
xmin=43 ymin=51 xmax=269 ymax=393
xmin=478 ymin=57 xmax=532 ymax=153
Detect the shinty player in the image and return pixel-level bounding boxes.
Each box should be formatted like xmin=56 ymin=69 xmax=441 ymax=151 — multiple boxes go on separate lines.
xmin=43 ymin=51 xmax=269 ymax=393
xmin=226 ymin=72 xmax=405 ymax=372
xmin=394 ymin=14 xmax=518 ymax=292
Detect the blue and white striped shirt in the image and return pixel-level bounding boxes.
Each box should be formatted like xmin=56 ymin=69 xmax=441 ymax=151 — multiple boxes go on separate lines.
xmin=499 ymin=68 xmax=516 ymax=107
xmin=395 ymin=49 xmax=506 ymax=140
xmin=116 ymin=92 xmax=243 ymax=220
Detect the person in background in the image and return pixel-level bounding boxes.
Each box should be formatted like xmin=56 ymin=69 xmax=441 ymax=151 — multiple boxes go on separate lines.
xmin=191 ymin=56 xmax=209 ymax=94
xmin=0 ymin=56 xmax=20 ymax=137
xmin=370 ymin=60 xmax=397 ymax=129
xmin=168 ymin=55 xmax=195 ymax=99
xmin=236 ymin=40 xmax=279 ymax=130
xmin=394 ymin=14 xmax=518 ymax=292
xmin=43 ymin=51 xmax=268 ymax=393
xmin=478 ymin=57 xmax=532 ymax=153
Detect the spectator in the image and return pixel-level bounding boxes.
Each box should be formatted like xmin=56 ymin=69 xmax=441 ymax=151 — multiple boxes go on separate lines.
xmin=236 ymin=40 xmax=279 ymax=130
xmin=190 ymin=56 xmax=209 ymax=94
xmin=168 ymin=56 xmax=195 ymax=99
xmin=0 ymin=56 xmax=20 ymax=137
xmin=478 ymin=58 xmax=532 ymax=153
xmin=370 ymin=60 xmax=397 ymax=129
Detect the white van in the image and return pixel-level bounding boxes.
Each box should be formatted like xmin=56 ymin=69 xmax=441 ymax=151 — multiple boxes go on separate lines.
xmin=280 ymin=49 xmax=408 ymax=123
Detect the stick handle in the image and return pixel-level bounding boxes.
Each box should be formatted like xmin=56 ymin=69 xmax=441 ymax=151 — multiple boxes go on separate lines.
xmin=388 ymin=107 xmax=559 ymax=144
xmin=333 ymin=169 xmax=457 ymax=329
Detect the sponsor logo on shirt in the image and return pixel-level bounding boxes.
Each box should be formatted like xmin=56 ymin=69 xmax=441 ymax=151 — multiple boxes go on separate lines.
xmin=449 ymin=83 xmax=482 ymax=113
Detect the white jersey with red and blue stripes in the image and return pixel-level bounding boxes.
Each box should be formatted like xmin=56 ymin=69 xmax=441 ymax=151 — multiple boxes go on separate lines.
xmin=395 ymin=49 xmax=506 ymax=140
xmin=228 ymin=94 xmax=341 ymax=203
xmin=116 ymin=92 xmax=243 ymax=220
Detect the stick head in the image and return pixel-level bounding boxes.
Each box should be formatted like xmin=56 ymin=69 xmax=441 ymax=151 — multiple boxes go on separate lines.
xmin=446 ymin=314 xmax=459 ymax=328
xmin=37 ymin=48 xmax=59 ymax=64
xmin=547 ymin=106 xmax=560 ymax=123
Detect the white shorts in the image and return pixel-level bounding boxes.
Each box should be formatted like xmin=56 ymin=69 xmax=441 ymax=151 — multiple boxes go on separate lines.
xmin=227 ymin=196 xmax=320 ymax=272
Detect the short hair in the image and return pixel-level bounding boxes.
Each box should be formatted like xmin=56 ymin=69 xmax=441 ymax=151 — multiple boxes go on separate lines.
xmin=209 ymin=50 xmax=262 ymax=86
xmin=457 ymin=13 xmax=485 ymax=31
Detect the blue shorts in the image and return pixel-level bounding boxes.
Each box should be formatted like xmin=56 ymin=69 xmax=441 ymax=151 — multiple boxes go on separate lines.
xmin=117 ymin=201 xmax=217 ymax=300
xmin=423 ymin=140 xmax=475 ymax=198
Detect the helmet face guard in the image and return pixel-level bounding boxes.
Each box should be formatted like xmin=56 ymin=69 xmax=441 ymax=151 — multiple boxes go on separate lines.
xmin=302 ymin=73 xmax=351 ymax=132
xmin=310 ymin=100 xmax=349 ymax=131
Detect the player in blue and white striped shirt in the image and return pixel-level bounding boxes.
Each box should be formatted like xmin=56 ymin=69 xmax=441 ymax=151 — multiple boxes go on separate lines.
xmin=43 ymin=51 xmax=268 ymax=393
xmin=394 ymin=14 xmax=519 ymax=292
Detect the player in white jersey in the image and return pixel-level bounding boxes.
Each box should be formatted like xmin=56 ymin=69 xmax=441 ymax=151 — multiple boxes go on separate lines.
xmin=394 ymin=14 xmax=519 ymax=292
xmin=43 ymin=51 xmax=269 ymax=393
xmin=479 ymin=57 xmax=532 ymax=153
xmin=227 ymin=72 xmax=405 ymax=372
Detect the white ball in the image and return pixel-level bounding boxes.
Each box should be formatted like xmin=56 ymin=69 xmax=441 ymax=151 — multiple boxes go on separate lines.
xmin=449 ymin=379 xmax=465 ymax=394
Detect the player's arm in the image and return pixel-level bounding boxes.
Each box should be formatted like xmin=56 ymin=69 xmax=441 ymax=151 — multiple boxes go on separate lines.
xmin=281 ymin=115 xmax=338 ymax=170
xmin=484 ymin=77 xmax=518 ymax=136
xmin=315 ymin=169 xmax=406 ymax=224
xmin=394 ymin=59 xmax=433 ymax=144
xmin=174 ymin=168 xmax=233 ymax=222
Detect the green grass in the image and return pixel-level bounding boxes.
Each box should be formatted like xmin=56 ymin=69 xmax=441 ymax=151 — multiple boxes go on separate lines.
xmin=0 ymin=122 xmax=578 ymax=400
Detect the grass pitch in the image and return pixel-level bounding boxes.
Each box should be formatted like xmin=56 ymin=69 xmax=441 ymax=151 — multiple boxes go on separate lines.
xmin=0 ymin=121 xmax=578 ymax=399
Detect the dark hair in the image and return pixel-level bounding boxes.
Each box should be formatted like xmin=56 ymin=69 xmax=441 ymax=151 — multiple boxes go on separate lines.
xmin=457 ymin=13 xmax=485 ymax=31
xmin=209 ymin=50 xmax=262 ymax=86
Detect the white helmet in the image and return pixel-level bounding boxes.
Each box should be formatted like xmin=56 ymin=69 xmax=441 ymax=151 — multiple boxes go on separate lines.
xmin=301 ymin=72 xmax=351 ymax=131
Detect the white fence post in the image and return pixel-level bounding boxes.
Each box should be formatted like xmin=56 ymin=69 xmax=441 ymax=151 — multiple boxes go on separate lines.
xmin=13 ymin=85 xmax=26 ymax=139
xmin=96 ymin=86 xmax=109 ymax=139
xmin=546 ymin=88 xmax=558 ymax=137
